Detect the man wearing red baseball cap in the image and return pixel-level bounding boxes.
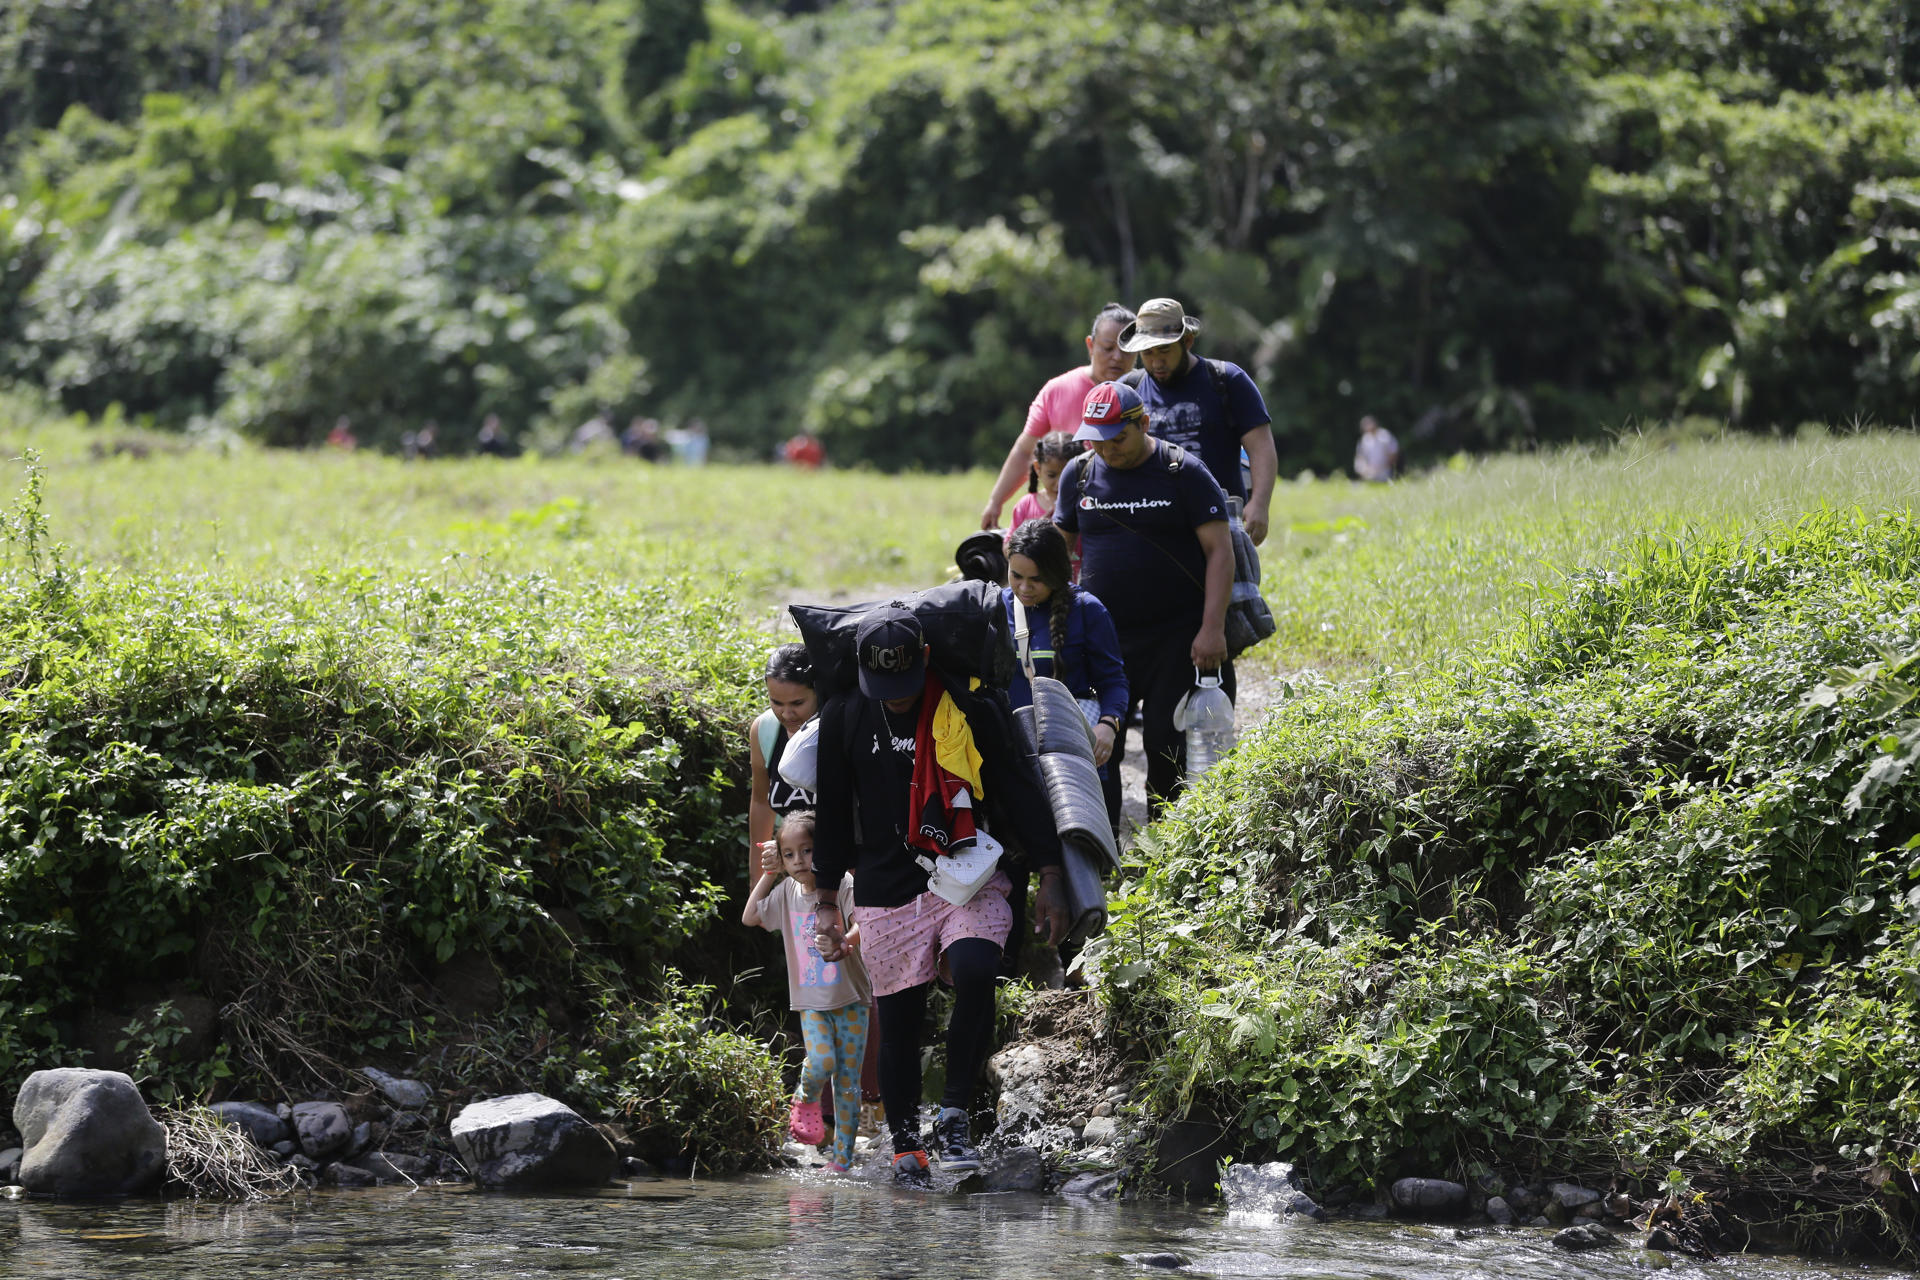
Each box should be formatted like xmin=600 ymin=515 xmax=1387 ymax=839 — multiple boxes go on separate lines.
xmin=1054 ymin=381 xmax=1235 ymax=818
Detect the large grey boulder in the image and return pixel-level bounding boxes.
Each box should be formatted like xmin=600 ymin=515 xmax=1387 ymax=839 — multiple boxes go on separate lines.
xmin=209 ymin=1101 xmax=291 ymax=1149
xmin=291 ymin=1102 xmax=353 ymax=1162
xmin=450 ymin=1093 xmax=616 ymax=1189
xmin=14 ymin=1069 xmax=167 ymax=1196
xmin=1391 ymin=1177 xmax=1469 ymax=1215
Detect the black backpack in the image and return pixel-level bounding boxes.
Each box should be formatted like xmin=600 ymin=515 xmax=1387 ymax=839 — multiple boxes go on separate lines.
xmin=787 ymin=579 xmax=1014 ymax=697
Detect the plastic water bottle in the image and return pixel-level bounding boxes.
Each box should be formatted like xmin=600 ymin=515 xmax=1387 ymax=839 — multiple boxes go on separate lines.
xmin=1184 ymin=668 xmax=1237 ymax=781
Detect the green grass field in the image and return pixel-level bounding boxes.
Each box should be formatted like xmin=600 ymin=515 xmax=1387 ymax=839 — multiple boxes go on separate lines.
xmin=8 ymin=403 xmax=1917 ymax=676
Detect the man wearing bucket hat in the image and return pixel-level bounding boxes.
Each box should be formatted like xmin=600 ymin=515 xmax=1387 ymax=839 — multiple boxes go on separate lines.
xmin=1118 ymin=297 xmax=1279 ymax=545
xmin=1054 ymin=381 xmax=1235 ymax=819
xmin=810 ymin=605 xmax=1069 ymax=1188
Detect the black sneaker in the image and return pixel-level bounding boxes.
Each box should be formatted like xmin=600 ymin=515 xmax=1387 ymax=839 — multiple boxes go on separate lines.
xmin=892 ymin=1149 xmax=932 ymax=1189
xmin=930 ymin=1108 xmax=981 ymax=1172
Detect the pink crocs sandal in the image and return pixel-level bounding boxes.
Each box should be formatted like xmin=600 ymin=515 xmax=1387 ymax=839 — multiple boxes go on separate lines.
xmin=789 ymin=1097 xmax=825 ymax=1146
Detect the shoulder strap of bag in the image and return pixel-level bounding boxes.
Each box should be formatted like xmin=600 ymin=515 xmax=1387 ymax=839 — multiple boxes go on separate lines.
xmin=1011 ymin=593 xmax=1035 ymax=681
xmin=1202 ymin=358 xmax=1238 ymax=435
xmin=754 ymin=709 xmax=779 ymax=765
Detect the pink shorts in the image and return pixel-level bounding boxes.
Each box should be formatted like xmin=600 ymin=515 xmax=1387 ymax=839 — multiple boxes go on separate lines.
xmin=856 ymin=871 xmax=1014 ymax=998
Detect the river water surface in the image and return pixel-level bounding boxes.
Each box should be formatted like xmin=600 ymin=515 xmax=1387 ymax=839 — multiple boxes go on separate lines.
xmin=2 ymin=1174 xmax=1913 ymax=1279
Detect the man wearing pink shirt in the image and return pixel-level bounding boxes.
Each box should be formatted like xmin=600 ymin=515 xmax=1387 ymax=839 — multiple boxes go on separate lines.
xmin=978 ymin=302 xmax=1137 ymax=530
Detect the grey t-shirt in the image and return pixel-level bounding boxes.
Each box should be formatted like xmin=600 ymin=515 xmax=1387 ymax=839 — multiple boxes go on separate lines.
xmin=758 ymin=875 xmax=873 ymax=1011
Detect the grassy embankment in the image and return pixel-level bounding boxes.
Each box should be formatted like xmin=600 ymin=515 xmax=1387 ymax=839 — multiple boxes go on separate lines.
xmin=6 ymin=402 xmax=1920 ymax=1211
xmin=1101 ymin=432 xmax=1920 ymax=1253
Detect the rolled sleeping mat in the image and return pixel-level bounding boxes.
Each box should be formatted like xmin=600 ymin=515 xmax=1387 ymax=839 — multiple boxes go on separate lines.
xmin=1037 ymin=750 xmax=1120 ymax=872
xmin=1027 ymin=675 xmax=1097 ymax=763
xmin=1014 ymin=704 xmax=1036 ymax=755
xmin=1060 ymin=833 xmax=1109 ymax=946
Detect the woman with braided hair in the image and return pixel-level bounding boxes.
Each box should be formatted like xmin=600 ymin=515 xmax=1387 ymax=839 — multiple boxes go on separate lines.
xmin=1002 ymin=519 xmax=1128 ymax=825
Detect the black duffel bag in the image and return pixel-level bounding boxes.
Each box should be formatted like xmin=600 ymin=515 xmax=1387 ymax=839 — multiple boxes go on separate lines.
xmin=789 ymin=580 xmax=1014 ymax=695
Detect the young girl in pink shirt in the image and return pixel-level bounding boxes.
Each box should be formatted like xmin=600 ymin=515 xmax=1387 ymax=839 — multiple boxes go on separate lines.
xmin=1006 ymin=432 xmax=1081 ymax=575
xmin=742 ymin=811 xmax=872 ymax=1172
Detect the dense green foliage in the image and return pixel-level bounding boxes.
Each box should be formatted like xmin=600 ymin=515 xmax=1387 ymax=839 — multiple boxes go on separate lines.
xmin=1102 ymin=511 xmax=1920 ymax=1242
xmin=0 ymin=450 xmax=787 ymax=1156
xmin=3 ymin=1 xmax=1917 ymax=469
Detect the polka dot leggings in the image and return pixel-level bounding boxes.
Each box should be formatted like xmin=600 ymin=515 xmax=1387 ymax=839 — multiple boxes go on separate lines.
xmin=799 ymin=1004 xmax=870 ymax=1168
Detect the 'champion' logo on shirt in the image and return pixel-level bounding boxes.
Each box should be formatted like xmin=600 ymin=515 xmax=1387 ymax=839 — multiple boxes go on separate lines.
xmin=1080 ymin=495 xmax=1175 ymax=514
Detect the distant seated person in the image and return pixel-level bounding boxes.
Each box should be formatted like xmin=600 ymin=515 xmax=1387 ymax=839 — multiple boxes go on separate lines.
xmin=669 ymin=419 xmax=710 ymax=466
xmin=402 ymin=421 xmax=438 ymax=461
xmin=623 ymin=416 xmax=667 ymax=463
xmin=475 ymin=413 xmax=516 ymax=457
xmin=1354 ymin=415 xmax=1401 ymax=482
xmin=784 ymin=432 xmax=826 ymax=469
xmin=571 ymin=413 xmax=615 ymax=452
xmin=326 ymin=416 xmax=357 ymax=451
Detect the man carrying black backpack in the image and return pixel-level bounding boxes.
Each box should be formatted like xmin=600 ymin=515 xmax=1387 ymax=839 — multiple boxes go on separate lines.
xmin=810 ymin=606 xmax=1068 ymax=1187
xmin=1119 ymin=297 xmax=1279 ymax=546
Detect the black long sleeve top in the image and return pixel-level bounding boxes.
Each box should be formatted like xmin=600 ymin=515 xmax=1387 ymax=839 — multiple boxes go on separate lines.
xmin=811 ymin=681 xmax=1063 ymax=910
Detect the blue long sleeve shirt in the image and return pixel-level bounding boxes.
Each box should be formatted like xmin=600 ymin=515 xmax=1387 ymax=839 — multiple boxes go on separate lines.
xmin=1001 ymin=586 xmax=1130 ymax=723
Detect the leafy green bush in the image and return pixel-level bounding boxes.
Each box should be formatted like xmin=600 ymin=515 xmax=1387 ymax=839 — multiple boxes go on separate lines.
xmin=1101 ymin=511 xmax=1920 ymax=1210
xmin=0 ymin=458 xmax=779 ymax=1114
xmin=579 ymin=976 xmax=785 ymax=1173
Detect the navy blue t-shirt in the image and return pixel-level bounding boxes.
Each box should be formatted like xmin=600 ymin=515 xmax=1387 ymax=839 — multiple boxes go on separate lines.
xmin=1054 ymin=441 xmax=1229 ymax=633
xmin=1135 ymin=357 xmax=1270 ymax=500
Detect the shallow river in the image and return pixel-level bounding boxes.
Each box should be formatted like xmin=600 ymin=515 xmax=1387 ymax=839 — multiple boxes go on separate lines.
xmin=2 ymin=1174 xmax=1913 ymax=1280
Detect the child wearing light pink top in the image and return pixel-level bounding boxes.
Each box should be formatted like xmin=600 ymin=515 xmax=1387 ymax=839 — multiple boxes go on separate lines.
xmin=1005 ymin=432 xmax=1082 ymax=577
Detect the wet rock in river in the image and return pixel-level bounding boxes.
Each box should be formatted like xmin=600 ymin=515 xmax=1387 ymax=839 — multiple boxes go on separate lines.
xmin=1058 ymin=1170 xmax=1123 ymax=1200
xmin=1221 ymin=1161 xmax=1328 ymax=1221
xmin=1484 ymin=1195 xmax=1515 ymax=1226
xmin=1122 ymin=1253 xmax=1189 ymax=1269
xmin=210 ymin=1101 xmax=291 ymax=1149
xmin=292 ymin=1102 xmax=354 ymax=1162
xmin=323 ymin=1162 xmax=378 ymax=1188
xmin=982 ymin=1145 xmax=1045 ymax=1193
xmin=14 ymin=1068 xmax=167 ymax=1196
xmin=0 ymin=1147 xmax=20 ymax=1185
xmin=451 ymin=1093 xmax=616 ymax=1190
xmin=1153 ymin=1119 xmax=1226 ymax=1196
xmin=1390 ymin=1177 xmax=1468 ymax=1215
xmin=1550 ymin=1180 xmax=1601 ymax=1210
xmin=1552 ymin=1222 xmax=1619 ymax=1251
xmin=361 ymin=1067 xmax=434 ymax=1112
xmin=348 ymin=1150 xmax=433 ymax=1183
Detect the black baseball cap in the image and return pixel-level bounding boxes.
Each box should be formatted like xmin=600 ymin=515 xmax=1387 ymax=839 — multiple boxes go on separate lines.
xmin=854 ymin=604 xmax=926 ymax=700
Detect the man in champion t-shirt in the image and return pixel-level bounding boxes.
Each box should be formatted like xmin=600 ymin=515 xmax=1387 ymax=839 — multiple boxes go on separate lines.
xmin=1054 ymin=381 xmax=1235 ymax=817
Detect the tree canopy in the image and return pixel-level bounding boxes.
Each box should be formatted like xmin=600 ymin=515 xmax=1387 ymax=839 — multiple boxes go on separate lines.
xmin=2 ymin=0 xmax=1916 ymax=467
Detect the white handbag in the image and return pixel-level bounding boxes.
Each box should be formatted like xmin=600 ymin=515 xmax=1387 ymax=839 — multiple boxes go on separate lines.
xmin=777 ymin=716 xmax=821 ymax=793
xmin=915 ymin=830 xmax=1004 ymax=906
